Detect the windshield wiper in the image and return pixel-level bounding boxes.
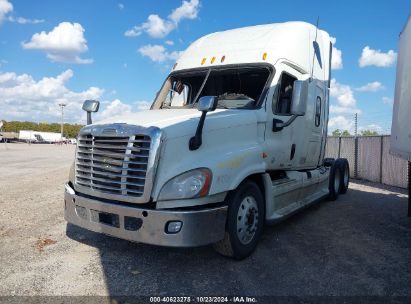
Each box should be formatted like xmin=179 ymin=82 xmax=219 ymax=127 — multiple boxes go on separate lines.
xmin=190 ymin=69 xmax=212 ymax=108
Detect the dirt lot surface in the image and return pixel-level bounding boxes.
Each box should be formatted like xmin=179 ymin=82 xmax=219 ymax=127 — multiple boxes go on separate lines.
xmin=0 ymin=142 xmax=410 ymax=297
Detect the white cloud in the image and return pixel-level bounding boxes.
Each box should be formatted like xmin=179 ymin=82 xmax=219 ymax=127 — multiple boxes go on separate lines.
xmin=169 ymin=0 xmax=200 ymax=23
xmin=330 ymin=36 xmax=343 ymax=70
xmin=328 ymin=78 xmax=361 ymax=134
xmin=1 ymin=0 xmax=44 ymax=25
xmin=138 ymin=44 xmax=182 ymax=63
xmin=382 ymin=96 xmax=393 ymax=105
xmin=96 ymin=99 xmax=151 ymax=121
xmin=135 ymin=100 xmax=152 ymax=111
xmin=359 ymin=46 xmax=397 ymax=67
xmin=97 ymin=99 xmax=132 ymax=120
xmin=328 ymin=115 xmax=354 ymax=133
xmin=330 ymin=78 xmax=356 ymax=108
xmin=0 ymin=69 xmax=103 ymax=122
xmin=125 ymin=14 xmax=174 ymax=38
xmin=0 ymin=0 xmax=13 ymax=23
xmin=165 ymin=40 xmax=174 ymax=46
xmin=22 ymin=22 xmax=93 ymax=64
xmin=8 ymin=16 xmax=44 ymax=24
xmin=118 ymin=3 xmax=124 ymax=10
xmin=355 ymin=81 xmax=384 ymax=92
xmin=329 ymin=105 xmax=361 ymax=115
xmin=125 ymin=0 xmax=199 ymax=38
xmin=359 ymin=124 xmax=383 ymax=134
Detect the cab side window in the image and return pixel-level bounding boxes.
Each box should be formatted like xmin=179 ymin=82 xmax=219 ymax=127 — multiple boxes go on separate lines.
xmin=273 ymin=72 xmax=297 ymax=115
xmin=164 ymin=80 xmax=190 ymax=107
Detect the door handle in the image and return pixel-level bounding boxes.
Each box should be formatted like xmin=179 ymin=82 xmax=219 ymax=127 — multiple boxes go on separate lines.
xmin=290 ymin=144 xmax=296 ymax=160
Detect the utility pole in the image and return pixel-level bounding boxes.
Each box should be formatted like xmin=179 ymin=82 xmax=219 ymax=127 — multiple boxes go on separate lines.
xmin=59 ymin=103 xmax=67 ymax=140
xmin=354 ymin=112 xmax=358 ymax=179
xmin=354 ymin=112 xmax=358 ymax=137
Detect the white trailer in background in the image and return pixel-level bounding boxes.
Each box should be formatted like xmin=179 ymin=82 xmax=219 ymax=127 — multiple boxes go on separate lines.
xmin=390 ymin=14 xmax=411 ymax=216
xmin=19 ymin=130 xmax=63 ymax=143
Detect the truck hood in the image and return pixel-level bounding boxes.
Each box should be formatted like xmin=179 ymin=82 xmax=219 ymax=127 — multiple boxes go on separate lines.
xmin=93 ymin=109 xmax=257 ymax=139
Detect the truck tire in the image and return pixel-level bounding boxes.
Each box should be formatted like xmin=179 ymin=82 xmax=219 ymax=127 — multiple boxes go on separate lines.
xmin=213 ymin=180 xmax=264 ymax=260
xmin=328 ymin=160 xmax=341 ymax=201
xmin=337 ymin=158 xmax=350 ymax=194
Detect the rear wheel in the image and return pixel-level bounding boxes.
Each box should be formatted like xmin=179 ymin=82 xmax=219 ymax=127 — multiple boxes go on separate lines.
xmin=328 ymin=161 xmax=341 ymax=200
xmin=213 ymin=180 xmax=264 ymax=260
xmin=337 ymin=158 xmax=350 ymax=194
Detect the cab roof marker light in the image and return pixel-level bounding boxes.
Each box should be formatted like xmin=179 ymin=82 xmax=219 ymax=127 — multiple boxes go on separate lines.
xmin=201 ymin=57 xmax=206 ymax=65
xmin=211 ymin=56 xmax=216 ymax=64
xmin=172 ymin=62 xmax=178 ymax=70
xmin=221 ymin=55 xmax=225 ymax=63
xmin=262 ymin=52 xmax=267 ymax=60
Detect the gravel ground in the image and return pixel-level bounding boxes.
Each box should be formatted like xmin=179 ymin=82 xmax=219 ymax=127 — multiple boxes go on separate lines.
xmin=0 ymin=142 xmax=410 ymax=297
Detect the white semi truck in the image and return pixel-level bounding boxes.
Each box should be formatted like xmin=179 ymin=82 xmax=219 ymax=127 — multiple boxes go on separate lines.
xmin=64 ymin=21 xmax=350 ymax=259
xmin=390 ymin=14 xmax=411 ymax=216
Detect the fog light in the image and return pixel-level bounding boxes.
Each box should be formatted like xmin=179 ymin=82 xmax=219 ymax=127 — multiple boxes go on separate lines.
xmin=166 ymin=221 xmax=183 ymax=234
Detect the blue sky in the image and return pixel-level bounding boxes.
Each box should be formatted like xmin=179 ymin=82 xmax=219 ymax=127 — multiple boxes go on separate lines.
xmin=0 ymin=0 xmax=409 ymax=134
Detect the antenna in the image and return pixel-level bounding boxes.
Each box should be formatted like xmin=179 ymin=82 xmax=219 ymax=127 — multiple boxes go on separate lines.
xmin=310 ymin=16 xmax=320 ymax=80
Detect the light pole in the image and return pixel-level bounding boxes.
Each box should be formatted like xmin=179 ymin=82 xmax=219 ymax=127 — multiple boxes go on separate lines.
xmin=59 ymin=103 xmax=67 ymax=140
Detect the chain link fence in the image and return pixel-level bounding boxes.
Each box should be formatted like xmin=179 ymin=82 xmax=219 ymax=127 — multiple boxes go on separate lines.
xmin=325 ymin=135 xmax=409 ymax=189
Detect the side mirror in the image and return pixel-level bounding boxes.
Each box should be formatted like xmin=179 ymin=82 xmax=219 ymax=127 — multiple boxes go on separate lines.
xmin=83 ymin=100 xmax=100 ymax=112
xmin=82 ymin=100 xmax=100 ymax=125
xmin=189 ymin=96 xmax=218 ymax=151
xmin=290 ymin=80 xmax=308 ymax=116
xmin=198 ymin=96 xmax=218 ymax=112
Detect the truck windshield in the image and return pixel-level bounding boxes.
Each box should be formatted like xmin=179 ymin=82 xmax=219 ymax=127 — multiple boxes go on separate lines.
xmin=152 ymin=66 xmax=271 ymax=110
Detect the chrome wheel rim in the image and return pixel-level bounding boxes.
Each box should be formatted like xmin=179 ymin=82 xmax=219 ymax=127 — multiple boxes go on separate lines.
xmin=236 ymin=195 xmax=259 ymax=245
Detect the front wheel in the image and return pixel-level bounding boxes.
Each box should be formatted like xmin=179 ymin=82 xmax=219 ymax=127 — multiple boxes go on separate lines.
xmin=213 ymin=180 xmax=265 ymax=260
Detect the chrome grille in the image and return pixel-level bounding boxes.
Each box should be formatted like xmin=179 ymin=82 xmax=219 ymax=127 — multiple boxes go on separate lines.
xmin=75 ymin=134 xmax=151 ymax=198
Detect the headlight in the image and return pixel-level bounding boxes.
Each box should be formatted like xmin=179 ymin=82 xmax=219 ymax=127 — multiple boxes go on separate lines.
xmin=158 ymin=168 xmax=212 ymax=201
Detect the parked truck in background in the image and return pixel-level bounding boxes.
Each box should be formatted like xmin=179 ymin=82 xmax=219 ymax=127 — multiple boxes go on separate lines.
xmin=390 ymin=14 xmax=411 ymax=216
xmin=64 ymin=21 xmax=350 ymax=259
xmin=19 ymin=130 xmax=64 ymax=143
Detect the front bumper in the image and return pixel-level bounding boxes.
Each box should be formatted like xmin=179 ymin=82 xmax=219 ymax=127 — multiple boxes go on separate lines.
xmin=64 ymin=184 xmax=227 ymax=247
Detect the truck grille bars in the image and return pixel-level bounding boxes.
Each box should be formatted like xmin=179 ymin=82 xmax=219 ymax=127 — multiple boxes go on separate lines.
xmin=73 ymin=125 xmax=162 ymax=204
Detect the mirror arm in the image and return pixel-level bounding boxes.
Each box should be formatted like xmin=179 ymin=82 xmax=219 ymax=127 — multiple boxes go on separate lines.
xmin=189 ymin=111 xmax=207 ymax=150
xmin=273 ymin=114 xmax=302 ymax=132
xmin=86 ymin=112 xmax=92 ymax=125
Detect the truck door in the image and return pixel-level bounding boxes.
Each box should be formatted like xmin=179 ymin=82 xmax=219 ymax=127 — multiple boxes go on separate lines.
xmin=303 ymin=80 xmax=326 ymax=167
xmin=264 ymin=63 xmax=305 ymax=170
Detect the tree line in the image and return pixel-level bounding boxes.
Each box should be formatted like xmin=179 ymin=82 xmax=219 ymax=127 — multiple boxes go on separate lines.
xmin=1 ymin=121 xmax=83 ymax=138
xmin=331 ymin=129 xmax=379 ymax=136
